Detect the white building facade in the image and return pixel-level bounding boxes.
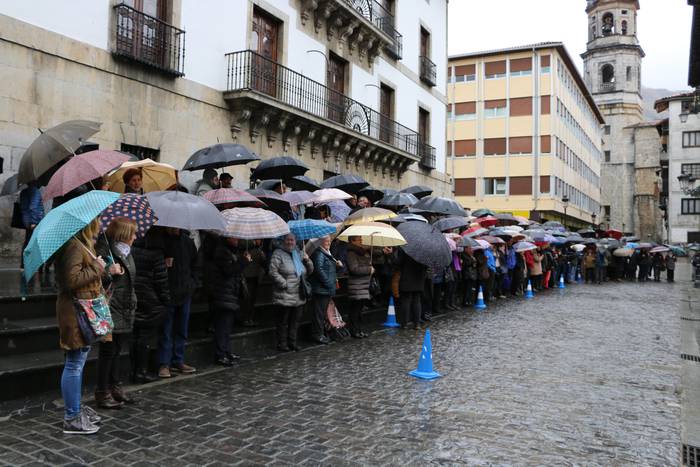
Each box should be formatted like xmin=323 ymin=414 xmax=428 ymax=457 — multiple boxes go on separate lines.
xmin=0 ymin=0 xmax=449 ymax=258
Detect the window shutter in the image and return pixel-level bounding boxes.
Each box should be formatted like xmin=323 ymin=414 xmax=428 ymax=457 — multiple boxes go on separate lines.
xmin=485 ymin=99 xmax=507 ymax=109
xmin=484 ymin=138 xmax=507 ymax=155
xmin=509 ymin=176 xmax=532 ymax=195
xmin=485 ymin=60 xmax=506 ymax=75
xmin=509 ymin=97 xmax=532 ymax=117
xmin=455 ymin=178 xmax=476 ymax=196
xmin=509 ymin=58 xmax=532 ymax=72
xmin=454 ymin=139 xmax=476 ymax=156
xmin=540 ymin=95 xmax=551 ymax=114
xmin=455 ymin=64 xmax=475 ymax=75
xmin=540 ymin=55 xmax=551 ymax=67
xmin=540 ymin=135 xmax=551 ymax=153
xmin=455 ymin=102 xmax=476 ymax=114
xmin=509 ymin=136 xmax=532 ymax=154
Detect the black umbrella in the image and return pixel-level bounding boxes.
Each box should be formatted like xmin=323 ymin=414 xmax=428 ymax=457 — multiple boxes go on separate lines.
xmin=257 ymin=179 xmax=284 ymax=191
xmin=183 ymin=144 xmax=259 ymax=171
xmin=400 ymin=185 xmax=433 ymax=199
xmin=397 ymin=221 xmax=452 ymax=271
xmin=382 ymin=188 xmax=399 ymax=196
xmin=578 ymin=228 xmax=596 ymax=238
xmin=622 ymin=236 xmax=640 ymax=242
xmin=1 ymin=174 xmax=24 ymax=196
xmin=385 ymin=213 xmax=428 ymax=224
xmin=489 ymin=227 xmax=513 ymax=239
xmin=495 ymin=213 xmax=518 ymax=226
xmin=287 ymin=175 xmax=320 ymax=191
xmin=377 ymin=192 xmax=419 ymax=208
xmin=246 ymin=189 xmax=291 ymax=212
xmin=357 ymin=186 xmax=384 ymax=203
xmin=252 ymin=156 xmax=309 ymax=181
xmin=412 ymin=196 xmax=467 ymax=217
xmin=461 ymin=236 xmax=480 ymax=249
xmin=471 ymin=208 xmax=495 ymax=218
xmin=433 ymin=216 xmax=470 ymax=232
xmin=320 ymin=174 xmax=369 ymax=194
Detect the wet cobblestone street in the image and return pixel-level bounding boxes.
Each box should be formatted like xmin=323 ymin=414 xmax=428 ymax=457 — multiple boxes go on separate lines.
xmin=0 ymin=276 xmax=682 ymax=466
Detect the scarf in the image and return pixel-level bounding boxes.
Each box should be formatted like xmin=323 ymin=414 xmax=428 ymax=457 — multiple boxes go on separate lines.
xmin=115 ymin=241 xmax=131 ymax=258
xmin=291 ymin=248 xmax=305 ymax=277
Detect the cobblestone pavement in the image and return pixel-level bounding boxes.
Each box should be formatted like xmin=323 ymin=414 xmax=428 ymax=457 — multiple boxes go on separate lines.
xmin=0 ymin=276 xmax=682 ymax=466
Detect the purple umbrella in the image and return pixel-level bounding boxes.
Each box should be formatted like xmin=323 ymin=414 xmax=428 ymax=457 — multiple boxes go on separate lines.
xmin=100 ymin=193 xmax=156 ymax=238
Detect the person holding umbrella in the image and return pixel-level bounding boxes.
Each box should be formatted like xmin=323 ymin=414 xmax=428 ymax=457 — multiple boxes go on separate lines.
xmin=195 ymin=168 xmax=220 ymax=196
xmin=393 ymin=249 xmax=427 ymax=329
xmin=345 ymin=236 xmax=373 ymax=338
xmin=461 ymin=245 xmax=478 ymax=306
xmin=309 ymin=235 xmax=339 ymax=344
xmin=219 ymin=173 xmax=233 ymax=188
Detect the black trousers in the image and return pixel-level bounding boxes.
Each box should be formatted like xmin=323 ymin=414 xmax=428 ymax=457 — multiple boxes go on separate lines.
xmin=667 ymin=269 xmax=675 ymax=282
xmin=432 ymin=282 xmax=444 ymax=314
xmin=399 ymin=291 xmax=422 ymax=326
xmin=241 ymin=277 xmax=258 ymax=322
xmin=131 ymin=322 xmax=158 ymax=376
xmin=97 ymin=333 xmax=129 ymax=391
xmin=347 ymin=299 xmax=365 ymax=336
xmin=463 ymin=278 xmax=476 ymax=305
xmin=214 ymin=307 xmax=235 ymax=359
xmin=276 ymin=305 xmax=303 ymax=347
xmin=311 ymin=295 xmax=330 ymax=340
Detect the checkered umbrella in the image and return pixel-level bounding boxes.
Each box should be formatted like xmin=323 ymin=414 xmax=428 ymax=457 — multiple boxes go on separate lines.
xmin=288 ymin=219 xmax=337 ymax=241
xmin=100 ymin=193 xmax=156 ymax=238
xmin=220 ymin=208 xmax=289 ymax=240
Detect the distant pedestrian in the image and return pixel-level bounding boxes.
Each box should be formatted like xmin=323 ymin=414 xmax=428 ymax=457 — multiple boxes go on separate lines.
xmin=346 ymin=236 xmax=373 ymax=338
xmin=666 ymin=254 xmax=676 ymax=282
xmin=19 ymin=181 xmax=44 ymax=269
xmin=219 ymin=173 xmax=233 ymax=189
xmin=393 ymin=248 xmax=427 ymax=329
xmin=651 ymin=253 xmax=663 ymax=282
xmin=310 ymin=236 xmax=339 ymax=344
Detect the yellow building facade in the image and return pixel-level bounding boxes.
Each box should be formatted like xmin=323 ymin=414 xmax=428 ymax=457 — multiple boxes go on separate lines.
xmin=447 ymin=43 xmax=605 ymax=227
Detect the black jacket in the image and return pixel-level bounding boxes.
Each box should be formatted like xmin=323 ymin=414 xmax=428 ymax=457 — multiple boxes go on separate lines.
xmin=205 ymin=238 xmax=247 ymax=311
xmin=395 ymin=249 xmax=426 ymax=292
xmin=132 ymin=244 xmax=170 ymax=325
xmin=96 ymin=238 xmax=136 ymax=333
xmin=164 ymin=231 xmax=199 ymax=306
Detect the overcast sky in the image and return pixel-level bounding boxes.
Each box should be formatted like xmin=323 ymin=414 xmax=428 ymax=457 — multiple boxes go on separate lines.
xmin=448 ymin=1 xmax=693 ymax=91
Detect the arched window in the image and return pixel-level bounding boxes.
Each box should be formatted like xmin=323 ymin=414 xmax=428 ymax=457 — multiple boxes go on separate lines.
xmin=621 ymin=20 xmax=628 ymax=35
xmin=602 ymin=64 xmax=615 ymax=84
xmin=602 ymin=13 xmax=615 ymax=36
xmin=626 ymin=66 xmax=632 ymax=82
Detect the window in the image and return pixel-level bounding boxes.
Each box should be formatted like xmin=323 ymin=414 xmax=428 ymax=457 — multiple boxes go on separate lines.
xmin=683 ymin=131 xmax=700 ymax=148
xmin=509 ymin=58 xmax=532 ymax=77
xmin=604 ymin=151 xmax=611 ymax=162
xmin=682 ymin=164 xmax=700 ymax=178
xmin=621 ymin=20 xmax=628 ymax=35
xmin=454 ymin=101 xmax=476 ymax=121
xmin=604 ymin=125 xmax=611 ymax=135
xmin=455 ymin=64 xmax=476 ymax=82
xmin=453 ymin=139 xmax=476 ymax=157
xmin=509 ymin=136 xmax=532 ymax=154
xmin=454 ymin=178 xmax=476 ymax=196
xmin=484 ymin=178 xmax=507 ymax=195
xmin=379 ymin=83 xmax=394 ymax=143
xmin=120 ymin=143 xmax=159 ymax=161
xmin=602 ymin=12 xmax=615 ymax=36
xmin=540 ymin=55 xmax=551 ymax=74
xmin=485 ymin=60 xmax=506 ymax=79
xmin=602 ymin=64 xmax=615 ymax=83
xmin=626 ymin=66 xmax=632 ymax=82
xmin=484 ymin=138 xmax=506 ymax=155
xmin=510 ymin=97 xmax=532 ymax=117
xmin=682 ymin=199 xmax=700 ymax=215
xmin=484 ymin=99 xmax=507 ymax=118
xmin=509 ymin=176 xmax=532 ymax=195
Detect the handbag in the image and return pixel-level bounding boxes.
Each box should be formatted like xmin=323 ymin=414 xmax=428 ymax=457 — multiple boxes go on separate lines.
xmin=299 ymin=276 xmax=312 ymax=300
xmin=10 ymin=201 xmax=24 ymax=229
xmin=73 ymin=295 xmax=113 ymax=345
xmin=369 ymin=276 xmax=381 ymax=297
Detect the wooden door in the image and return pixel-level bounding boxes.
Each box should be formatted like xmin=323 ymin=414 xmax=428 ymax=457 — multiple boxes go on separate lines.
xmin=252 ymin=8 xmax=279 ymax=96
xmin=418 ymin=108 xmax=429 ymax=145
xmin=119 ymin=0 xmax=168 ymax=67
xmin=420 ymin=28 xmax=429 ymax=58
xmin=379 ymin=84 xmax=394 ymax=144
xmin=327 ymin=54 xmax=347 ymax=124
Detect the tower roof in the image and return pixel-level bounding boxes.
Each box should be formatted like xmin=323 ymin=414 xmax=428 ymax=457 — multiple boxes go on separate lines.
xmin=586 ymin=0 xmax=640 ymax=14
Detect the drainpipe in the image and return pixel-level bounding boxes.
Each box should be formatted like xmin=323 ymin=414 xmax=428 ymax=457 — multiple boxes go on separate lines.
xmin=532 ymin=47 xmax=540 ymax=217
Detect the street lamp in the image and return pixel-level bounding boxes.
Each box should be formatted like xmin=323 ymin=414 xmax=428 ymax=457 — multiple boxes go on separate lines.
xmin=562 ymin=195 xmax=569 ymax=227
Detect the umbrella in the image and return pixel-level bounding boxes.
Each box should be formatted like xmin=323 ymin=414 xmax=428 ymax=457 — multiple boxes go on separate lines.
xmin=183 ymin=143 xmax=259 ymax=171
xmin=650 ymin=246 xmax=669 ymax=254
xmin=474 ymin=239 xmax=491 ymax=250
xmin=598 ymin=238 xmax=621 ymax=249
xmin=1 ymin=174 xmax=24 ymax=196
xmin=220 ymin=207 xmax=289 ymax=240
xmin=356 ymin=186 xmax=384 ymax=203
xmin=382 ymin=188 xmax=399 ymax=196
xmin=581 ymin=238 xmax=597 ymax=245
xmin=313 ymin=188 xmax=352 ymax=203
xmin=530 ymin=233 xmax=557 ymax=244
xmin=412 ymin=196 xmax=467 ymax=216
xmin=320 ymin=174 xmax=369 ymax=194
xmin=433 ymin=216 xmax=470 ymax=232
xmin=634 ymin=242 xmax=653 ymax=250
xmin=476 ymin=215 xmax=498 ymax=227
xmin=146 ymin=191 xmax=225 ymax=231
xmin=18 ymin=120 xmax=102 ymax=184
xmin=489 ymin=228 xmax=513 ymax=239
xmin=106 ymin=159 xmax=178 ymax=193
xmin=288 ymin=219 xmax=337 ymax=241
xmin=514 ymin=215 xmax=530 ymax=225
xmin=571 ymin=244 xmax=586 ymax=252
xmin=578 ymin=228 xmax=597 ymax=238
xmin=443 ymin=235 xmax=458 ymax=252
xmin=282 ymin=190 xmax=316 ymax=207
xmin=251 ymin=156 xmax=309 ymax=181
xmin=337 ymin=222 xmax=406 ymax=247
xmin=494 ymin=213 xmax=518 ymax=226
xmin=622 ymin=236 xmax=640 ymax=243
xmin=100 ymin=193 xmax=156 ymax=238
xmin=665 ymin=244 xmax=686 ymax=256
xmin=324 ymin=200 xmax=352 ymax=223
xmin=344 ymin=207 xmax=397 ymax=225
xmin=43 ymin=150 xmax=130 ymax=201
xmin=606 ymin=229 xmax=623 ymax=240
xmin=203 ymin=188 xmax=266 ymax=208
xmin=613 ymin=247 xmax=634 ymax=257
xmin=400 ymin=185 xmax=433 ymax=199
xmin=543 ymin=221 xmax=565 ymax=232
xmin=287 ymin=175 xmax=321 ymax=191
xmin=471 ymin=208 xmax=495 ymax=218
xmin=396 ymin=221 xmax=451 ymax=270
xmin=386 ymin=213 xmax=427 ymax=224
xmin=257 ymin=180 xmax=285 ymax=191
xmin=513 ymin=241 xmax=537 ymax=252
xmin=246 ymin=189 xmax=291 ymax=212
xmin=462 ymin=226 xmax=488 ymax=238
xmin=565 ymin=234 xmax=585 ymax=243
xmin=376 ymin=192 xmax=419 ymax=208
xmin=23 ymin=190 xmax=119 ymax=279
xmin=481 ymin=235 xmax=505 ymax=245
xmin=461 ymin=236 xmax=481 ymax=249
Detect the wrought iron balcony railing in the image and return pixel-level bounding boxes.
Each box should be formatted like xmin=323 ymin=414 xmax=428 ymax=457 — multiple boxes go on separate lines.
xmin=225 ymin=50 xmax=434 ymax=160
xmin=378 ymin=17 xmax=403 ymax=60
xmin=419 ymin=55 xmax=437 ymax=87
xmin=113 ymin=3 xmax=185 ymax=77
xmin=418 ymin=141 xmax=437 ymax=169
xmin=342 ymin=0 xmax=402 ymax=60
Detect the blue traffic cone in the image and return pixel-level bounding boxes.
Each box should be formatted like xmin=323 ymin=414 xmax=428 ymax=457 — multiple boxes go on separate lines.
xmin=558 ymin=274 xmax=566 ymax=289
xmin=383 ymin=296 xmax=400 ymax=328
xmin=576 ymin=269 xmax=584 ymax=284
xmin=525 ymin=280 xmax=534 ymax=299
xmin=474 ymin=286 xmax=487 ymax=310
xmin=408 ymin=328 xmax=441 ymax=380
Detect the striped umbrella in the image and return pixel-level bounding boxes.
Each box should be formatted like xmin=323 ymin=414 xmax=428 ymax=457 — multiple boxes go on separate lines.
xmin=288 ymin=219 xmax=337 ymax=241
xmin=220 ymin=208 xmax=289 ymax=240
xmin=100 ymin=193 xmax=156 ymax=238
xmin=203 ymin=188 xmax=266 ymax=208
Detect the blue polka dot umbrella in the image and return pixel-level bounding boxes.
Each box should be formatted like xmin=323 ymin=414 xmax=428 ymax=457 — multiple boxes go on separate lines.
xmin=100 ymin=193 xmax=157 ymax=238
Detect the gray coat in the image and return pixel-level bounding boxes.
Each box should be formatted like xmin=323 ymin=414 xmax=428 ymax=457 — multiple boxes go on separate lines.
xmin=346 ymin=244 xmax=372 ymax=301
xmin=268 ymin=248 xmax=314 ymax=307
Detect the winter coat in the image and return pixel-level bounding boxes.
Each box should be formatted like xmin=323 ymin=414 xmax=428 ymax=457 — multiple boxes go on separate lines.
xmin=310 ymin=248 xmax=337 ymax=297
xmin=195 ymin=179 xmax=216 ymax=196
xmin=164 ymin=232 xmax=199 ymax=306
xmin=96 ymin=238 xmax=136 ymax=333
xmin=395 ymin=249 xmax=426 ymax=293
xmin=268 ymin=248 xmax=314 ymax=307
xmin=666 ymin=255 xmax=676 ymax=271
xmin=55 ymin=239 xmax=105 ymax=350
xmin=346 ymin=244 xmax=372 ymax=301
xmin=461 ymin=254 xmax=477 ymax=281
xmin=19 ymin=185 xmax=44 ymax=227
xmin=583 ymin=252 xmax=596 ymax=269
xmin=530 ymin=251 xmax=543 ymax=276
xmin=243 ymin=246 xmax=267 ymax=281
xmin=206 ymin=239 xmax=247 ymax=311
xmin=132 ymin=244 xmax=170 ymax=325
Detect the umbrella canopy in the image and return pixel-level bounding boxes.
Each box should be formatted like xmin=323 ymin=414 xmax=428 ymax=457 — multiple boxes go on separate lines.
xmin=146 ymin=191 xmax=225 ymax=231
xmin=514 ymin=215 xmax=530 ymax=225
xmin=287 ymin=175 xmax=321 ymax=191
xmin=494 ymin=213 xmax=518 ymax=226
xmin=183 ymin=144 xmax=259 ymax=171
xmin=412 ymin=196 xmax=467 ymax=216
xmin=257 ymin=180 xmax=285 ymax=191
xmin=43 ymin=150 xmax=130 ymax=201
xmin=203 ymin=188 xmax=266 ymax=208
xmin=462 ymin=226 xmax=488 ymax=238
xmin=634 ymin=242 xmax=653 ymax=250
xmin=386 ymin=213 xmax=428 ymax=224
xmin=337 ymin=221 xmax=406 ymax=247
xmin=396 ymin=221 xmax=451 ymax=270
xmin=471 ymin=208 xmax=495 ymax=218
xmin=246 ymin=189 xmax=291 ymax=212
xmin=578 ymin=228 xmax=597 ymax=238
xmin=622 ymin=236 xmax=641 ymax=243
xmin=433 ymin=216 xmax=470 ymax=232
xmin=606 ymin=229 xmax=623 ymax=240
xmin=571 ymin=244 xmax=586 ymax=252
xmin=320 ymin=174 xmax=369 ymax=194
xmin=356 ymin=186 xmax=384 ymax=203
xmin=344 ymin=207 xmax=397 ymax=225
xmin=106 ymin=159 xmax=178 ymax=193
xmin=481 ymin=235 xmax=506 ymax=245
xmin=530 ymin=232 xmax=557 ymax=244
xmin=400 ymin=185 xmax=433 ymax=199
xmin=23 ymin=190 xmax=119 ymax=279
xmin=313 ymin=188 xmax=352 ymax=203
xmin=282 ymin=190 xmax=316 ymax=207
xmin=252 ymin=156 xmax=308 ymax=181
xmin=18 ymin=120 xmax=102 ymax=184
xmin=0 ymin=174 xmax=24 ymax=196
xmin=382 ymin=188 xmax=399 ymax=196
xmin=665 ymin=244 xmax=686 ymax=256
xmin=100 ymin=193 xmax=156 ymax=238
xmin=324 ymin=200 xmax=352 ymax=223
xmin=376 ymin=192 xmax=419 ymax=208
xmin=613 ymin=247 xmax=634 ymax=257
xmin=649 ymin=246 xmax=669 ymax=254
xmin=542 ymin=221 xmax=565 ymax=232
xmin=565 ymin=234 xmax=585 ymax=243
xmin=598 ymin=238 xmax=621 ymax=249
xmin=476 ymin=215 xmax=498 ymax=227
xmin=513 ymin=241 xmax=537 ymax=252
xmin=288 ymin=219 xmax=337 ymax=241
xmin=220 ymin=208 xmax=289 ymax=240
xmin=461 ymin=236 xmax=481 ymax=249
xmin=489 ymin=228 xmax=513 ymax=239
xmin=474 ymin=239 xmax=492 ymax=250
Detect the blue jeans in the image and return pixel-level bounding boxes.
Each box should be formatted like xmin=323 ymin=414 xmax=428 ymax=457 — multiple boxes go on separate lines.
xmin=158 ymin=297 xmax=191 ymax=366
xmin=61 ymin=347 xmax=90 ymax=420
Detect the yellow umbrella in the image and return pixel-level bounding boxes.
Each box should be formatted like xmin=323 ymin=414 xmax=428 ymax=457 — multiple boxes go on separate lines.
xmin=106 ymin=158 xmax=178 ymax=193
xmin=337 ymin=221 xmax=406 ymax=247
xmin=343 ymin=207 xmax=397 ymax=226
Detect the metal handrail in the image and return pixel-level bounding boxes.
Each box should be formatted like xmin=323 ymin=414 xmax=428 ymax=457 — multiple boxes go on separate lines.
xmin=419 ymin=55 xmax=436 ymax=86
xmin=341 ymin=0 xmax=402 ymax=59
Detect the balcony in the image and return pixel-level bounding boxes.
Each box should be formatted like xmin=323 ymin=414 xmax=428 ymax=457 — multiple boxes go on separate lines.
xmin=224 ymin=50 xmax=434 ymax=177
xmin=418 ymin=141 xmax=437 ymax=170
xmin=599 ymin=82 xmax=616 ymax=93
xmin=112 ymin=3 xmax=185 ymax=77
xmin=377 ymin=17 xmax=403 ymax=60
xmin=419 ymin=55 xmax=437 ymax=87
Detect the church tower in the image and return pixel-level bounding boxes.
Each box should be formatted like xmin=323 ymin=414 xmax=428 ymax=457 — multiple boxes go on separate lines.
xmin=581 ymin=0 xmax=644 ymax=233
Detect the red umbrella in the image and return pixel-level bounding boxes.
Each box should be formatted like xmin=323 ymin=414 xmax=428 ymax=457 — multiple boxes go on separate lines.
xmin=462 ymin=226 xmax=488 ymax=238
xmin=43 ymin=150 xmax=130 ymax=201
xmin=203 ymin=188 xmax=266 ymax=208
xmin=476 ymin=215 xmax=498 ymax=227
xmin=606 ymin=229 xmax=623 ymax=240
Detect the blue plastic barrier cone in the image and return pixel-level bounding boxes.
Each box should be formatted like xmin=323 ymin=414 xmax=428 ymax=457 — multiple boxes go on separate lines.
xmin=577 ymin=269 xmax=584 ymax=284
xmin=474 ymin=286 xmax=487 ymax=310
xmin=408 ymin=328 xmax=441 ymax=380
xmin=558 ymin=274 xmax=566 ymax=289
xmin=383 ymin=296 xmax=400 ymax=328
xmin=525 ymin=280 xmax=534 ymax=299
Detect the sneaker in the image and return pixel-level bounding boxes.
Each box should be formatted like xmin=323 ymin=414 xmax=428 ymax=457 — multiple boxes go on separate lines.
xmin=170 ymin=363 xmax=196 ymax=374
xmin=82 ymin=406 xmax=101 ymax=425
xmin=63 ymin=414 xmax=99 ymax=435
xmin=158 ymin=366 xmax=172 ymax=378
